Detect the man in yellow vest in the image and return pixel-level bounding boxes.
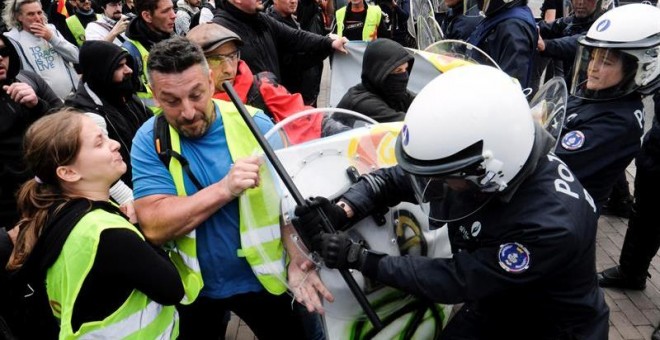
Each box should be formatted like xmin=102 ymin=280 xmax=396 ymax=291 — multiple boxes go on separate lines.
xmin=131 ymin=36 xmax=333 ymax=340
xmin=335 ymin=0 xmax=390 ymax=41
xmin=64 ymin=0 xmax=101 ymax=46
xmin=121 ymin=0 xmax=175 ymax=109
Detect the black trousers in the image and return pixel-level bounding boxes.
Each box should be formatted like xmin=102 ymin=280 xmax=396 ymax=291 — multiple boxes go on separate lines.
xmin=177 ymin=290 xmax=306 ymax=340
xmin=619 ymin=144 xmax=660 ymax=277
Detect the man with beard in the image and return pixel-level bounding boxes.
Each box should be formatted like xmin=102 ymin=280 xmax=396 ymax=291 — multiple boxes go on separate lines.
xmin=131 ymin=36 xmax=332 ymax=339
xmin=212 ymin=0 xmax=348 ymax=82
xmin=122 ymin=0 xmax=175 ymax=109
xmin=0 ymin=33 xmax=61 ymax=240
xmin=85 ymin=0 xmax=130 ymax=45
xmin=337 ymin=38 xmax=415 ymax=124
xmin=65 ymin=40 xmax=152 ymax=221
xmin=64 ymin=0 xmax=101 ymax=46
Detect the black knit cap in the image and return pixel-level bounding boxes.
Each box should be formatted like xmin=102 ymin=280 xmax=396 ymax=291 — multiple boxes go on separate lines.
xmin=79 ymin=40 xmax=133 ymax=95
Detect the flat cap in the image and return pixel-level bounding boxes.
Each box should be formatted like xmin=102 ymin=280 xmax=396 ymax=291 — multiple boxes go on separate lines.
xmin=187 ymin=23 xmax=243 ymax=53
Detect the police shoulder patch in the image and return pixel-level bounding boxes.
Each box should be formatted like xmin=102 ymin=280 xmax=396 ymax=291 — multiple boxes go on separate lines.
xmin=561 ymin=130 xmax=585 ymax=151
xmin=498 ymin=242 xmax=530 ymax=273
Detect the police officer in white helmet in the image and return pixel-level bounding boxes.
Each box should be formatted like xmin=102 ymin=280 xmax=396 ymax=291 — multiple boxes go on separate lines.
xmin=293 ymin=65 xmax=610 ymax=339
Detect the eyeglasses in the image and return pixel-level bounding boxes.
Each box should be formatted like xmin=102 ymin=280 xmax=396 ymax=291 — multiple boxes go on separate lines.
xmin=0 ymin=47 xmax=9 ymax=57
xmin=206 ymin=50 xmax=240 ymax=67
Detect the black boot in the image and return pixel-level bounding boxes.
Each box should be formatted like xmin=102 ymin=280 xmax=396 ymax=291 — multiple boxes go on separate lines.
xmin=597 ymin=265 xmax=647 ymax=290
xmin=601 ymin=195 xmax=633 ymax=218
xmin=653 ymin=322 xmax=660 ymax=340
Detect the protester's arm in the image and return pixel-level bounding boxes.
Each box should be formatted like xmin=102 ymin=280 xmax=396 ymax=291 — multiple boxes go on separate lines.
xmin=24 ymin=70 xmax=62 ymax=110
xmin=376 ymin=13 xmax=391 ymax=39
xmin=97 ymin=228 xmax=184 ymax=304
xmin=134 ymin=157 xmax=258 ymax=244
xmin=283 ymin=223 xmax=334 ymax=313
xmin=47 ymin=25 xmax=80 ymax=63
xmin=0 ymin=228 xmax=17 ymax=269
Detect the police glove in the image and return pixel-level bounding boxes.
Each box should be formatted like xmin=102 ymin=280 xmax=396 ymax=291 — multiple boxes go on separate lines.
xmin=292 ymin=197 xmax=349 ymax=252
xmin=319 ymin=232 xmax=367 ymax=270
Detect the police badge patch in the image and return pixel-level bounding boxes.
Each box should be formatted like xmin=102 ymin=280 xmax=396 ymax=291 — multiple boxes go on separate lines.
xmin=561 ymin=131 xmax=585 ymax=150
xmin=498 ymin=242 xmax=531 ymax=273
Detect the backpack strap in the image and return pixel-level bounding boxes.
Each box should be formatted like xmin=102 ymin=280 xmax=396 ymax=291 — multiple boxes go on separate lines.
xmin=153 ymin=115 xmax=205 ymax=192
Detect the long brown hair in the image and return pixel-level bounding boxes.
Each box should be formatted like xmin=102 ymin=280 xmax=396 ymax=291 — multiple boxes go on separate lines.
xmin=7 ymin=109 xmax=84 ymax=270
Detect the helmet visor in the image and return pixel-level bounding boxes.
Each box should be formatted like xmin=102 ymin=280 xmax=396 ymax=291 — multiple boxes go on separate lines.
xmin=570 ymin=46 xmax=639 ymax=100
xmin=408 ymin=165 xmax=497 ymax=222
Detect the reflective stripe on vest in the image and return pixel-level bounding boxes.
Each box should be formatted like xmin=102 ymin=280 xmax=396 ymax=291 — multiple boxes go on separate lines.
xmin=165 ymin=99 xmax=287 ymax=298
xmin=124 ymin=39 xmax=159 ymax=111
xmin=66 ymin=14 xmax=102 ymax=46
xmin=46 ymin=209 xmax=179 ymax=339
xmin=336 ymin=5 xmax=382 ymax=41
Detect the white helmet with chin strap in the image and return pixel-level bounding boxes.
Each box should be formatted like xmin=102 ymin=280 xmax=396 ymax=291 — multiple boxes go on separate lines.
xmin=395 ymin=64 xmax=535 ymax=222
xmin=571 ymin=4 xmax=660 ymax=99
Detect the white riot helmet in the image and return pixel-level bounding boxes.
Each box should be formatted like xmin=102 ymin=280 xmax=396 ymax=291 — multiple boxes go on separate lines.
xmin=571 ymin=4 xmax=660 ymax=99
xmin=395 ymin=65 xmax=535 ymax=222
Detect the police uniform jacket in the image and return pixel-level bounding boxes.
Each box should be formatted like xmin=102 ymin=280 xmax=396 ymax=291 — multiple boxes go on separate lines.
xmin=556 ymin=94 xmax=644 ymax=209
xmin=341 ymin=153 xmax=609 ymax=339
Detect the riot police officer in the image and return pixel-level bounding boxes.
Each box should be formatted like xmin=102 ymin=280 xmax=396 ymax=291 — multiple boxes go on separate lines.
xmin=294 ymin=65 xmax=609 ymax=339
xmin=555 ymin=4 xmax=659 ymax=212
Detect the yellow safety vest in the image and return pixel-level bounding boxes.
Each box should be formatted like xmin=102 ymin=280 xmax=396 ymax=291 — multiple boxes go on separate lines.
xmin=336 ymin=5 xmax=382 ymax=41
xmin=66 ymin=14 xmax=101 ymax=46
xmin=123 ymin=39 xmax=158 ymax=111
xmin=46 ymin=208 xmax=179 ymax=339
xmin=164 ymin=99 xmax=287 ymax=304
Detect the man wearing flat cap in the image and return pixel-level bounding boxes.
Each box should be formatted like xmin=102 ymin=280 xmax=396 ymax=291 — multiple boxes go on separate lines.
xmin=187 ymin=22 xmax=338 ymax=145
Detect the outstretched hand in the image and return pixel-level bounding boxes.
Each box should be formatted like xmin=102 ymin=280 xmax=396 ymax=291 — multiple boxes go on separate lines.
xmin=288 ymin=259 xmax=334 ymax=314
xmin=331 ymin=36 xmax=349 ymax=54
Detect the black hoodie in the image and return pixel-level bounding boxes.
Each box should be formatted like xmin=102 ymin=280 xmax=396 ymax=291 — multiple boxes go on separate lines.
xmin=0 ymin=35 xmax=61 ymax=228
xmin=337 ymin=38 xmax=415 ymax=123
xmin=65 ymin=40 xmax=152 ymax=187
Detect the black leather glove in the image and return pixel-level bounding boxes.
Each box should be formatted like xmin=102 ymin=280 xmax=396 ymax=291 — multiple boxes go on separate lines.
xmin=292 ymin=197 xmax=349 ymax=252
xmin=319 ymin=232 xmax=367 ymax=270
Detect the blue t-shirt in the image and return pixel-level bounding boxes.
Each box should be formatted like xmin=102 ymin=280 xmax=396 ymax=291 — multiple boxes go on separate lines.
xmin=131 ymin=103 xmax=276 ymax=299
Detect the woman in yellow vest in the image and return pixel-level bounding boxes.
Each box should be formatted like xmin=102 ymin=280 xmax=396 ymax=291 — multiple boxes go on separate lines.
xmin=335 ymin=0 xmax=391 ymax=41
xmin=6 ymin=109 xmax=183 ymax=339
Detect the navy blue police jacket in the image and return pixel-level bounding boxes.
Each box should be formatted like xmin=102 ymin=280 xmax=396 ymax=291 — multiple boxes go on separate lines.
xmin=555 ymin=94 xmax=644 ymax=210
xmin=342 ymin=153 xmax=609 ymax=339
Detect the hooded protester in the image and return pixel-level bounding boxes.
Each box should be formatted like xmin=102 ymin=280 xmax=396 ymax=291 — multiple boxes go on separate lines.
xmin=0 ymin=33 xmax=61 ymax=229
xmin=65 ymin=40 xmax=152 ymax=189
xmin=337 ymin=38 xmax=415 ymax=123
